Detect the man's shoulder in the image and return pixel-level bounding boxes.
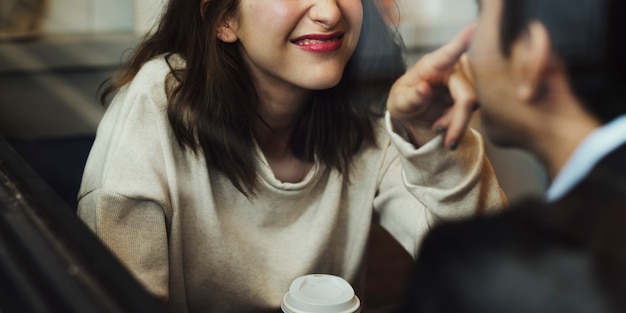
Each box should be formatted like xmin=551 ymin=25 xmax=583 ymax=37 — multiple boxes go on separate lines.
xmin=405 ymin=196 xmax=625 ymax=313
xmin=422 ymin=199 xmax=548 ymax=251
xmin=415 ymin=197 xmax=586 ymax=278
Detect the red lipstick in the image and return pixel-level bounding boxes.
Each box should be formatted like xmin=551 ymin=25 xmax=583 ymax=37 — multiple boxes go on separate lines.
xmin=291 ymin=32 xmax=344 ymax=53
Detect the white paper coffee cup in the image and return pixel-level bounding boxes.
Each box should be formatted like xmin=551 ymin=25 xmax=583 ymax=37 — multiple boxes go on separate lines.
xmin=281 ymin=274 xmax=361 ymax=313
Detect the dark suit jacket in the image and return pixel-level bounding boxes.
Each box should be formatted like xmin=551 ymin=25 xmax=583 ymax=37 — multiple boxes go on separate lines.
xmin=396 ymin=144 xmax=626 ymax=313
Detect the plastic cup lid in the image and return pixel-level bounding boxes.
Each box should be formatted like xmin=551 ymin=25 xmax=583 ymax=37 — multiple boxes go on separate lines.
xmin=281 ymin=274 xmax=361 ymax=313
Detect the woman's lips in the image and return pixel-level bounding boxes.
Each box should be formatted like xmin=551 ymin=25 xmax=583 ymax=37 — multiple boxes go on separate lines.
xmin=291 ymin=32 xmax=344 ymax=53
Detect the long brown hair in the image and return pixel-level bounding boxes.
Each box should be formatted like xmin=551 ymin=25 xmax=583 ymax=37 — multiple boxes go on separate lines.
xmin=100 ymin=0 xmax=406 ymax=196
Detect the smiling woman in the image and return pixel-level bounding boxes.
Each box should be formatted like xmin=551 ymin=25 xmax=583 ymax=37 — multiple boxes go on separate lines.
xmin=76 ymin=0 xmax=506 ymax=312
xmin=216 ymin=0 xmax=363 ymax=98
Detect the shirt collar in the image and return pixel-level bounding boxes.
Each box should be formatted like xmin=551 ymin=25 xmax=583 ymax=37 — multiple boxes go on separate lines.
xmin=546 ymin=114 xmax=626 ymax=202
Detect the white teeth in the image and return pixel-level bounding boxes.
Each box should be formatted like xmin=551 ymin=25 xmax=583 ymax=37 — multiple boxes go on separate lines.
xmin=297 ymin=38 xmax=338 ymax=45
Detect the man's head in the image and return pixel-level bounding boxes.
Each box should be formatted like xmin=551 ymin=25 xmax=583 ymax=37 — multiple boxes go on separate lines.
xmin=469 ymin=0 xmax=626 ymax=149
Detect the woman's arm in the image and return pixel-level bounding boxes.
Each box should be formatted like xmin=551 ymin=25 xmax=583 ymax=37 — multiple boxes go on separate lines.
xmin=377 ymin=25 xmax=508 ymax=256
xmin=374 ymin=120 xmax=506 ymax=258
xmin=78 ymin=191 xmax=170 ymax=301
xmin=77 ymin=58 xmax=174 ymax=301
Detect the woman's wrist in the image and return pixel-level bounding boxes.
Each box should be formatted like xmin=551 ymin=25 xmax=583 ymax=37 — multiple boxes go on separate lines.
xmin=400 ymin=120 xmax=439 ymax=148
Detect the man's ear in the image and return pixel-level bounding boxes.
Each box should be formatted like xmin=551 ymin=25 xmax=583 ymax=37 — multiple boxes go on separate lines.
xmin=511 ymin=21 xmax=551 ymax=103
xmin=216 ymin=17 xmax=238 ymax=43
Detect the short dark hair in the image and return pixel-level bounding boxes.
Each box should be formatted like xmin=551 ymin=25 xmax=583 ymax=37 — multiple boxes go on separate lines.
xmin=499 ymin=0 xmax=626 ymax=123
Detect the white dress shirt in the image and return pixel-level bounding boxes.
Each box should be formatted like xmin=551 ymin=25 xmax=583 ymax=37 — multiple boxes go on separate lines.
xmin=546 ymin=114 xmax=626 ymax=202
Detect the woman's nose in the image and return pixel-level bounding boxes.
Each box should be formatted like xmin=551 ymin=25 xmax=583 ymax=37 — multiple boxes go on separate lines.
xmin=308 ymin=0 xmax=342 ymax=29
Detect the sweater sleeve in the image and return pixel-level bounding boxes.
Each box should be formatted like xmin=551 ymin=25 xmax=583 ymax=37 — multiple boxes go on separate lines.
xmin=78 ymin=190 xmax=170 ymax=301
xmin=374 ymin=112 xmax=507 ymax=258
xmin=77 ymin=58 xmax=174 ymax=301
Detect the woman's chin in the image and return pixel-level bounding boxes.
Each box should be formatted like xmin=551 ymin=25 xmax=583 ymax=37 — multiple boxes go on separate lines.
xmin=305 ymin=75 xmax=344 ymax=91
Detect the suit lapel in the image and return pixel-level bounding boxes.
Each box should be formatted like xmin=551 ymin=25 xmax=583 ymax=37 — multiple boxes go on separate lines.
xmin=542 ymin=142 xmax=626 ymax=244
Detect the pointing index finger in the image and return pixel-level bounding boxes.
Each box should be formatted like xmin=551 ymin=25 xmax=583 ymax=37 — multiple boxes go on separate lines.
xmin=417 ymin=24 xmax=476 ymax=77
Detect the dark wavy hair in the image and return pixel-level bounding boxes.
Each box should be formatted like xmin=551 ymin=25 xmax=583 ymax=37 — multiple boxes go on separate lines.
xmin=100 ymin=0 xmax=406 ymax=196
xmin=499 ymin=0 xmax=626 ymax=123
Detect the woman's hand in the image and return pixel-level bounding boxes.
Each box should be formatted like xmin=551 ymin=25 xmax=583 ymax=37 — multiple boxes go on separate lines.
xmin=387 ymin=24 xmax=477 ymax=150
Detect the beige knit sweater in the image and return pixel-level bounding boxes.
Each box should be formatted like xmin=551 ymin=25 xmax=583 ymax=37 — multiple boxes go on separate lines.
xmin=77 ymin=56 xmax=505 ymax=313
